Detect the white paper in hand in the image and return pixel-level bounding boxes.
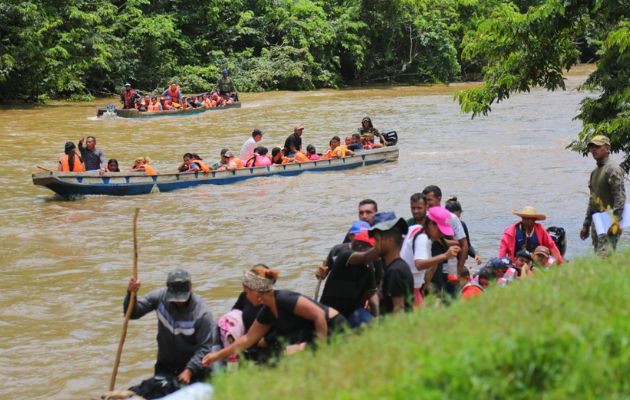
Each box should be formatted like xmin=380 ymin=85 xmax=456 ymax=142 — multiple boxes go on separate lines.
xmin=592 ymin=204 xmax=630 ymax=235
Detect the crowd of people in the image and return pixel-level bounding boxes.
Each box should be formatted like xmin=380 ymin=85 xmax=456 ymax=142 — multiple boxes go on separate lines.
xmin=119 ymin=69 xmax=238 ymax=112
xmin=55 ymin=118 xmax=394 ymax=175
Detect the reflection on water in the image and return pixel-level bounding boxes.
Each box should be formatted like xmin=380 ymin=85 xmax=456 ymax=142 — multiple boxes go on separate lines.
xmin=0 ymin=66 xmax=623 ymax=399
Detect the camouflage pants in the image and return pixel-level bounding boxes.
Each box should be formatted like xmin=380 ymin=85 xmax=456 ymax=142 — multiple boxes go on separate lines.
xmin=591 ymin=225 xmax=620 ymax=257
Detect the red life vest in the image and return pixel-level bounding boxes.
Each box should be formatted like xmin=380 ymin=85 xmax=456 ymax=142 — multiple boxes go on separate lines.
xmin=123 ymin=89 xmax=136 ymax=108
xmin=167 ymin=85 xmax=181 ymax=100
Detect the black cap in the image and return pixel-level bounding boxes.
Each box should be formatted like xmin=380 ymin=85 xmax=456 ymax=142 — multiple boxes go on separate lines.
xmin=165 ymin=269 xmax=192 ymax=302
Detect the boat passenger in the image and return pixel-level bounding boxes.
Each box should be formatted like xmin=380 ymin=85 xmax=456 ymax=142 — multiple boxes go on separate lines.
xmin=532 ymin=245 xmax=556 ymax=267
xmin=306 ymin=144 xmax=321 ymax=160
xmin=244 ymin=147 xmax=272 ymax=167
xmin=120 ymin=83 xmax=141 ymax=109
xmin=78 ymin=136 xmax=106 ymax=171
xmin=271 ymin=147 xmax=291 ymax=165
xmin=162 ymin=83 xmax=183 ymax=103
xmin=368 ymin=217 xmax=413 ymax=315
xmin=217 ymin=151 xmax=243 ymax=171
xmin=461 ymin=267 xmax=492 ymax=300
xmin=190 ymin=154 xmax=210 ymax=173
xmin=138 ymin=96 xmax=150 ymax=112
xmin=445 ymin=197 xmax=482 ymax=266
xmin=240 ymin=128 xmax=264 ymax=160
xmin=178 ymin=153 xmax=201 ymax=173
xmin=322 ymin=136 xmax=354 ymax=159
xmin=58 ymin=141 xmax=85 ymax=172
xmin=283 ymin=125 xmax=304 ymax=157
xmin=148 ymin=97 xmax=163 ymax=112
xmin=131 ymin=157 xmax=158 ymax=176
xmin=215 ymin=69 xmax=236 ymax=98
xmin=106 ymin=159 xmax=120 ymax=172
xmin=514 ymin=249 xmax=533 ymax=277
xmin=499 ymin=206 xmax=564 ymax=264
xmin=163 ymin=98 xmax=173 ymax=111
xmin=201 ymin=265 xmax=346 ymax=367
xmin=203 ymin=94 xmax=214 ymax=108
xmin=293 ymin=151 xmax=310 ymax=163
xmin=347 ymin=133 xmax=364 ymax=151
xmin=359 ymin=116 xmax=389 ymax=146
xmin=124 ymin=269 xmax=219 ymax=398
xmin=317 ymin=229 xmax=380 ymax=328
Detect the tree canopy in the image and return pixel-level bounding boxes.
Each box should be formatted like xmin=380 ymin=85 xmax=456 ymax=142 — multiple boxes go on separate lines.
xmin=456 ymin=0 xmax=630 ymax=169
xmin=2 ymin=0 xmax=528 ymax=102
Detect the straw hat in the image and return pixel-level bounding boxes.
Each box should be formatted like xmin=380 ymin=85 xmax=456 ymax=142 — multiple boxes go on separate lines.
xmin=512 ymin=206 xmax=546 ymax=221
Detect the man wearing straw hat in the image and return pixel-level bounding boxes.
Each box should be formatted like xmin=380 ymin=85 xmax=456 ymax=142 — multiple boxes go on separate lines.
xmin=499 ymin=206 xmax=563 ymax=264
xmin=580 ymin=135 xmax=626 ymax=256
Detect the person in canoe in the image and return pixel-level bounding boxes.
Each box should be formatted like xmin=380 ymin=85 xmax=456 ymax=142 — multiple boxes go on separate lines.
xmin=120 ymin=83 xmax=141 ymax=109
xmin=147 ymin=97 xmax=163 ymax=112
xmin=359 ymin=116 xmax=389 ymax=147
xmin=200 ymin=265 xmax=347 ymax=367
xmin=58 ymin=141 xmax=85 ymax=172
xmin=106 ymin=159 xmax=120 ymax=172
xmin=78 ymin=136 xmax=106 ymax=171
xmin=131 ymin=157 xmax=158 ymax=175
xmin=215 ymin=69 xmax=237 ymax=101
xmin=283 ymin=125 xmax=304 ymax=157
xmin=162 ymin=83 xmax=183 ymax=104
xmin=321 ymin=136 xmax=354 ymax=159
xmin=217 ymin=150 xmax=244 ymax=171
xmin=240 ymin=128 xmax=264 ymax=160
xmin=124 ymin=269 xmax=219 ymax=398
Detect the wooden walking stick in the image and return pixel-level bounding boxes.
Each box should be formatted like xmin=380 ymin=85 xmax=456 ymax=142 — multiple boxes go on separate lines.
xmin=109 ymin=208 xmax=140 ymax=391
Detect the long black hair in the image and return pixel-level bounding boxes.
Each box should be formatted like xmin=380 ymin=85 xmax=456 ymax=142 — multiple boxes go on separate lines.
xmin=64 ymin=141 xmax=79 ymax=171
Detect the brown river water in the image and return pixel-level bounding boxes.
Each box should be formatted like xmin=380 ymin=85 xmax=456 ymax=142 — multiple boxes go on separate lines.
xmin=0 ymin=65 xmax=624 ymax=399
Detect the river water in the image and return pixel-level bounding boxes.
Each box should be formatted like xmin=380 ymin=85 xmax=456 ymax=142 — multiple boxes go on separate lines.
xmin=0 ymin=65 xmax=623 ymax=399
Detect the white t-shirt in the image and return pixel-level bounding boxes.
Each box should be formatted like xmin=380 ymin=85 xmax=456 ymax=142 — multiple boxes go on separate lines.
xmin=240 ymin=137 xmax=258 ymax=160
xmin=401 ymin=224 xmax=431 ymax=289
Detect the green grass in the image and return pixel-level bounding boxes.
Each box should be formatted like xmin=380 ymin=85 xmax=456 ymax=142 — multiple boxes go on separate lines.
xmin=212 ymin=252 xmax=630 ymax=399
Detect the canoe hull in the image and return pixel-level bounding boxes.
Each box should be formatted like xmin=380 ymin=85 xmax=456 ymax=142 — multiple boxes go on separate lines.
xmin=96 ymin=102 xmax=241 ymax=118
xmin=33 ymin=147 xmax=399 ymax=198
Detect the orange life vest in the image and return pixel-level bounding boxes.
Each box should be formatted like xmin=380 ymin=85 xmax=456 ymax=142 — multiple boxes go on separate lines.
xmin=167 ymin=85 xmax=181 ymax=100
xmin=294 ymin=151 xmax=310 ymax=163
xmin=228 ymin=157 xmax=244 ymax=169
xmin=192 ymin=160 xmax=210 ymax=173
xmin=59 ymin=154 xmax=85 ymax=172
xmin=143 ymin=164 xmax=158 ymax=176
xmin=148 ymin=102 xmax=161 ymax=112
xmin=123 ymin=89 xmax=136 ymax=108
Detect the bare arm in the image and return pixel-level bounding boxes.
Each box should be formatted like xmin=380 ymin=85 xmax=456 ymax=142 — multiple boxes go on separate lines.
xmin=293 ymin=296 xmax=328 ymax=341
xmin=368 ymin=292 xmax=379 ymax=317
xmin=348 ymin=246 xmax=380 ymax=266
xmin=201 ymin=321 xmax=270 ymax=366
xmin=391 ymin=296 xmax=405 ymax=314
xmin=457 ymin=238 xmax=468 ymax=275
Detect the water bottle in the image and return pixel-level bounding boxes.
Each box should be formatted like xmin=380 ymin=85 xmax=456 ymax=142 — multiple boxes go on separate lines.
xmin=445 ymin=257 xmax=458 ymax=282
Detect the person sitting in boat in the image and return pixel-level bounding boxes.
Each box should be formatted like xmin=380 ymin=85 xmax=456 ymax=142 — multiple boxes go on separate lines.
xmin=306 ymin=144 xmax=321 ymax=160
xmin=194 ymin=95 xmax=205 ymax=108
xmin=217 ymin=150 xmax=244 ymax=171
xmin=359 ymin=116 xmax=389 ymax=146
xmin=148 ymin=97 xmax=163 ymax=112
xmin=245 ymin=146 xmax=272 ymax=168
xmin=215 ymin=69 xmax=236 ymax=100
xmin=201 ymin=265 xmax=346 ymax=367
xmin=178 ymin=153 xmax=201 ymax=173
xmin=498 ymin=206 xmax=563 ymax=264
xmin=190 ymin=154 xmax=210 ymax=173
xmin=293 ymin=150 xmax=310 ymax=163
xmin=137 ymin=95 xmax=150 ymax=112
xmin=203 ymin=94 xmax=214 ymax=108
xmin=284 ymin=125 xmax=304 ymax=157
xmin=120 ymin=83 xmax=141 ymax=109
xmin=106 ymin=159 xmax=120 ymax=172
xmin=240 ymin=128 xmax=264 ymax=160
xmin=124 ymin=269 xmax=219 ymax=398
xmin=271 ymin=147 xmax=293 ymax=165
xmin=58 ymin=141 xmax=85 ymax=172
xmin=131 ymin=157 xmax=158 ymax=176
xmin=322 ymin=136 xmax=354 ymax=159
xmin=347 ymin=133 xmax=364 ymax=151
xmin=162 ymin=82 xmax=183 ymax=104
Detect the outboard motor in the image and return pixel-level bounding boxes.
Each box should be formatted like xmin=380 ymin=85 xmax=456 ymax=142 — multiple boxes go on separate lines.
xmin=383 ymin=131 xmax=398 ymax=146
xmin=104 ymin=103 xmax=118 ymax=118
xmin=547 ymin=226 xmax=566 ymax=256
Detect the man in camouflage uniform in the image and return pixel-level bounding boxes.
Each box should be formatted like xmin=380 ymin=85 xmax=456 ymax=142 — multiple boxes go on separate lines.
xmin=580 ymin=135 xmax=626 ymax=256
xmin=215 ymin=69 xmax=235 ymax=97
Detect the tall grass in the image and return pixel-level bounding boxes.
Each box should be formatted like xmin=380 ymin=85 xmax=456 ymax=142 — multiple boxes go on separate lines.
xmin=212 ymin=252 xmax=630 ymax=399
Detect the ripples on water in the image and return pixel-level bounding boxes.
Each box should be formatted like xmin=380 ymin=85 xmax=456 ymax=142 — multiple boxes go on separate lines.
xmin=0 ymin=68 xmax=624 ymax=399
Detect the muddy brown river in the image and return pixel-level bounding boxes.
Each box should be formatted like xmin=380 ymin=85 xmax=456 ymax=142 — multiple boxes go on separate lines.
xmin=0 ymin=65 xmax=623 ymax=398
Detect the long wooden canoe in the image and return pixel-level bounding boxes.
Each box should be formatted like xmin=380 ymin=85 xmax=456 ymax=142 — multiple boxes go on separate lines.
xmin=32 ymin=146 xmax=399 ymax=198
xmin=96 ymin=101 xmax=241 ymax=118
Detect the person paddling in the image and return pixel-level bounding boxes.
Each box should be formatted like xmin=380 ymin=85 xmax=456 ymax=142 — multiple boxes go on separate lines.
xmin=201 ymin=265 xmax=346 ymax=366
xmin=124 ymin=269 xmax=219 ymax=399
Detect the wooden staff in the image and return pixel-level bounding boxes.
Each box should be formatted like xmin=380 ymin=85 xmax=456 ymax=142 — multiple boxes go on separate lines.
xmin=36 ymin=165 xmax=54 ymax=173
xmin=109 ymin=208 xmax=140 ymax=391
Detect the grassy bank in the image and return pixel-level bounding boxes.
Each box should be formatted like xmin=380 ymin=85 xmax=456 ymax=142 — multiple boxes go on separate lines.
xmin=212 ymin=252 xmax=630 ymax=399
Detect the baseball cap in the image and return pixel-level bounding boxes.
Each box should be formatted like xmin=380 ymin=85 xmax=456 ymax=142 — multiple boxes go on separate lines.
xmin=427 ymin=207 xmax=454 ymax=236
xmin=587 ymin=135 xmax=610 ymax=147
xmin=368 ymin=217 xmax=408 ymax=238
xmin=165 ymin=269 xmax=192 ymax=302
xmin=124 ymin=83 xmax=131 ymax=87
xmin=353 ymin=231 xmax=375 ymax=247
xmin=223 ymin=151 xmax=234 ymax=158
xmin=294 ymin=124 xmax=304 ymax=131
xmin=533 ymin=246 xmax=550 ymax=258
xmin=348 ymin=220 xmax=370 ymax=235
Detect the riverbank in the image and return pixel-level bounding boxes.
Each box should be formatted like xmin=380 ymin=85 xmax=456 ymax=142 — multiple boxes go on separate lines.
xmin=212 ymin=251 xmax=630 ymax=398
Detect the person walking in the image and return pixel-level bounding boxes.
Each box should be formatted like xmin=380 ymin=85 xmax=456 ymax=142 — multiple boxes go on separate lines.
xmin=580 ymin=135 xmax=626 ymax=256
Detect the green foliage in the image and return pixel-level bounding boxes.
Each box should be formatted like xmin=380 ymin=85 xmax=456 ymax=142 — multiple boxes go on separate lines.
xmin=0 ymin=0 xmax=600 ymax=101
xmin=211 ymin=251 xmax=630 ymax=399
xmin=457 ymin=0 xmax=630 ymax=169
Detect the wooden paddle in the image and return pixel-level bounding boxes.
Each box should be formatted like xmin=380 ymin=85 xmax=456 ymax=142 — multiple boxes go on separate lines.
xmin=109 ymin=208 xmax=140 ymax=391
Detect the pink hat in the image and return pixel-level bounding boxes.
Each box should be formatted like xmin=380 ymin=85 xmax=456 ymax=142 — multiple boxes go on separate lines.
xmin=427 ymin=207 xmax=454 ymax=236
